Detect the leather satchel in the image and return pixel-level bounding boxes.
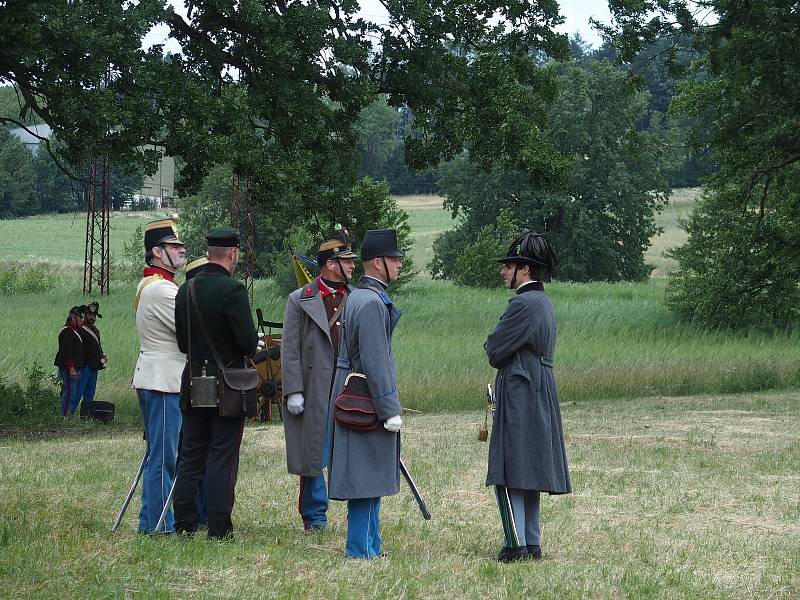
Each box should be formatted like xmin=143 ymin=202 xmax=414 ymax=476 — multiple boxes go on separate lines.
xmin=217 ymin=364 xmax=259 ymax=418
xmin=189 ymin=279 xmax=259 ymax=418
xmin=333 ymin=372 xmax=379 ymax=431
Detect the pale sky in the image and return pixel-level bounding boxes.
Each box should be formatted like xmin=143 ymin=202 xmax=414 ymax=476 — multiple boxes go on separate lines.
xmin=143 ymin=0 xmax=612 ymax=53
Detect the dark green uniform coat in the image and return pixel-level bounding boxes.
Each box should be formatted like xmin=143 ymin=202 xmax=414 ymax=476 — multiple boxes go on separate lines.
xmin=328 ymin=276 xmax=402 ymax=500
xmin=175 ymin=263 xmax=259 ymax=386
xmin=485 ymin=283 xmax=571 ymax=494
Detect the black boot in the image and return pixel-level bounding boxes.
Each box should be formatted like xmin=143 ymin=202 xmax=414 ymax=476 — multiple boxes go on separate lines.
xmin=526 ymin=545 xmax=542 ymax=560
xmin=497 ymin=546 xmax=528 ymax=562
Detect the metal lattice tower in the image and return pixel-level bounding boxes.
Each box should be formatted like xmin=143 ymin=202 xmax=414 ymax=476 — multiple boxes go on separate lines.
xmin=83 ymin=157 xmax=111 ymax=295
xmin=230 ymin=173 xmax=256 ymax=301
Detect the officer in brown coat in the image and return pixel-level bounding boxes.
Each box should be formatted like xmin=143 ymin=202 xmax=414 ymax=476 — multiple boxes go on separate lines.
xmin=281 ymin=229 xmax=357 ymax=531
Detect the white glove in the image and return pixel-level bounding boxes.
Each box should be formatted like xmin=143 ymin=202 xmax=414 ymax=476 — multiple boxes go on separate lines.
xmin=256 ymin=332 xmax=265 ymax=350
xmin=384 ymin=415 xmax=402 ymax=432
xmin=286 ymin=392 xmax=305 ymax=416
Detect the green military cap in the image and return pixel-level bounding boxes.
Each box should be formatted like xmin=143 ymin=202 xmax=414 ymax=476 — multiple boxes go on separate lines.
xmin=206 ymin=227 xmax=241 ymax=248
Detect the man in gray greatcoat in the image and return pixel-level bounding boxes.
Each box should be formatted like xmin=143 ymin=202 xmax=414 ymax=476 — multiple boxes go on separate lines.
xmin=485 ymin=230 xmax=571 ymax=562
xmin=281 ymin=229 xmax=357 ymax=532
xmin=328 ymin=229 xmax=403 ymax=559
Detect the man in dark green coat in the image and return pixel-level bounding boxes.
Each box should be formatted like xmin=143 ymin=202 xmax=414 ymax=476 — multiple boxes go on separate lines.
xmin=173 ymin=228 xmax=259 ymax=539
xmin=486 ymin=231 xmax=571 ymax=562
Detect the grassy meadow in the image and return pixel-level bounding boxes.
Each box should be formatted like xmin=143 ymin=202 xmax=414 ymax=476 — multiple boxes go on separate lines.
xmin=1 ymin=188 xmax=799 ymax=598
xmin=1 ymin=393 xmax=798 ymax=598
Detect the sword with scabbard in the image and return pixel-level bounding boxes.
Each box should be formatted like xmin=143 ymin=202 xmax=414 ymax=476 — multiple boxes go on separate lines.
xmin=399 ymin=458 xmax=431 ymax=520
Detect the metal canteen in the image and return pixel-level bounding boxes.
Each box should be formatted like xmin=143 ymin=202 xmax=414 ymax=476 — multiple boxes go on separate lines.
xmin=190 ymin=374 xmax=218 ymax=408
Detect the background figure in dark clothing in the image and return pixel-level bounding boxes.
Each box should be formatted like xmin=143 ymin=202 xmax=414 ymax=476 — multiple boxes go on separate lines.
xmin=55 ymin=305 xmax=85 ymax=417
xmin=77 ymin=301 xmax=106 ymax=416
xmin=173 ymin=229 xmax=259 ymax=539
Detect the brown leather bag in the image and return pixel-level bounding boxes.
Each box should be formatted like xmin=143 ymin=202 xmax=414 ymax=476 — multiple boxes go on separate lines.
xmin=189 ymin=279 xmax=259 ymax=418
xmin=333 ymin=372 xmax=379 ymax=431
xmin=217 ymin=366 xmax=259 ymax=418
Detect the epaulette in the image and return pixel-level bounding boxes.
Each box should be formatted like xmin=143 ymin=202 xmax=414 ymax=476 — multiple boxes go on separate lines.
xmin=301 ymin=284 xmax=317 ymax=299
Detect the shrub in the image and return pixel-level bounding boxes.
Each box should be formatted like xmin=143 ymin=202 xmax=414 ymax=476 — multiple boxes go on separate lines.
xmin=116 ymin=224 xmax=145 ymax=282
xmin=453 ymin=209 xmax=519 ymax=288
xmin=0 ymin=364 xmax=62 ymax=427
xmin=0 ymin=263 xmax=60 ymax=295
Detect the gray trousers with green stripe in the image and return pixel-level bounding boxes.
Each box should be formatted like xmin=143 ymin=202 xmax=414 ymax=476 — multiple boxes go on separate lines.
xmin=494 ymin=486 xmax=541 ymax=548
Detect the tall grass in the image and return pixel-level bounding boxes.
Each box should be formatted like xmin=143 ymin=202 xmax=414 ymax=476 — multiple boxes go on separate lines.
xmin=2 ymin=267 xmax=799 ymax=419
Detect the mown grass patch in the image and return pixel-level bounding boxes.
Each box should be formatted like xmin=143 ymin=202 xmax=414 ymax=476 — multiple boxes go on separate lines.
xmin=0 ymin=391 xmax=797 ymax=598
xmin=396 ymin=194 xmax=455 ymax=277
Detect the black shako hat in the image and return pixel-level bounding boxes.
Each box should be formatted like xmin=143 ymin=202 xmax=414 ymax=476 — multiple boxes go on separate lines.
xmin=144 ymin=219 xmax=183 ymax=253
xmin=497 ymin=230 xmax=557 ymax=282
xmin=86 ymin=301 xmax=102 ymax=318
xmin=360 ymin=229 xmax=403 ymax=260
xmin=206 ymin=227 xmax=241 ymax=247
xmin=317 ymin=228 xmax=358 ymax=265
xmin=185 ymin=256 xmax=209 ymax=280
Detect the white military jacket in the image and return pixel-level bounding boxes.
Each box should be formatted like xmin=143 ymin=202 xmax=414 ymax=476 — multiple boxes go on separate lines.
xmin=132 ymin=273 xmax=185 ymax=393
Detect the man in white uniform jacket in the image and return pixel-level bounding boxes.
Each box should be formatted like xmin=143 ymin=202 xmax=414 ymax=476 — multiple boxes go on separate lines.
xmin=133 ymin=218 xmax=186 ymax=533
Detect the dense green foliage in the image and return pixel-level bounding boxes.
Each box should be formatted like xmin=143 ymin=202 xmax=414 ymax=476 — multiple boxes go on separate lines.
xmin=606 ymin=0 xmax=800 ymax=328
xmin=0 ymin=364 xmax=61 ymax=427
xmin=176 ymin=167 xmax=416 ymax=291
xmin=452 ymin=209 xmax=518 ymax=288
xmin=431 ymin=58 xmax=672 ymax=284
xmin=0 ymin=127 xmax=33 ymax=217
xmin=0 ymin=126 xmax=144 ymax=216
xmin=355 ymin=99 xmax=437 ymax=195
xmin=1 ymin=0 xmax=572 ymax=237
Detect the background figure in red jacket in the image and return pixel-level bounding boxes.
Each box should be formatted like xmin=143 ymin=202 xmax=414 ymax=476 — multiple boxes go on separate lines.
xmin=54 ymin=305 xmax=85 ymax=416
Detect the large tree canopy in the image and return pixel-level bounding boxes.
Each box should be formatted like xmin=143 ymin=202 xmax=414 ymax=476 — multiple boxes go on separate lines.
xmin=1 ymin=0 xmax=572 ymax=216
xmin=431 ymin=57 xmax=672 ymax=284
xmin=603 ymin=0 xmax=800 ymax=328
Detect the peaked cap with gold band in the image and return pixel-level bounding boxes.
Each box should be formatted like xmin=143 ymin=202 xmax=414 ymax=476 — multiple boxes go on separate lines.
xmin=316 ymin=228 xmax=358 ymax=265
xmin=144 ymin=218 xmax=184 ymax=252
xmin=185 ymin=256 xmax=209 ymax=280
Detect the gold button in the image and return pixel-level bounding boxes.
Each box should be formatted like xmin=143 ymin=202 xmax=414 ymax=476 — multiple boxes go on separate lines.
xmin=333 ymin=307 xmax=338 ymax=311
xmin=335 ymin=321 xmax=340 ymax=326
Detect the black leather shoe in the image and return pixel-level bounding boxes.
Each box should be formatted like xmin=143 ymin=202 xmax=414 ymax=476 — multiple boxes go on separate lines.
xmin=526 ymin=545 xmax=542 ymax=560
xmin=497 ymin=546 xmax=528 ymax=562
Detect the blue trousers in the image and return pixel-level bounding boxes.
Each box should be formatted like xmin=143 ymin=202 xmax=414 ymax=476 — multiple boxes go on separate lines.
xmin=76 ymin=367 xmax=98 ymax=410
xmin=58 ymin=368 xmax=80 ymax=416
xmin=496 ymin=486 xmax=541 ymax=548
xmin=299 ymin=475 xmax=329 ymax=530
xmin=346 ymin=497 xmax=382 ymax=559
xmin=137 ymin=389 xmax=182 ymax=532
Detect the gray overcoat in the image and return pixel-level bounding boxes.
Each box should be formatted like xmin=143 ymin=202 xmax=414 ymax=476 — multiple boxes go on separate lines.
xmin=485 ymin=283 xmax=571 ymax=494
xmin=328 ymin=276 xmax=402 ymax=500
xmin=281 ymin=279 xmax=349 ymax=477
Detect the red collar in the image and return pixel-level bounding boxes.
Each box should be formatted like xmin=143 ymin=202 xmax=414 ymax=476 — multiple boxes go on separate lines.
xmin=317 ymin=277 xmax=345 ymax=298
xmin=143 ymin=266 xmax=176 ymax=283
